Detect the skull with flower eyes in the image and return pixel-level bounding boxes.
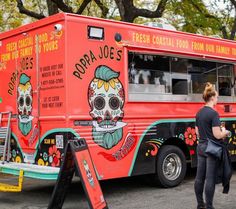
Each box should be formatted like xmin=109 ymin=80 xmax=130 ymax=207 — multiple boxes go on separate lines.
xmin=88 ymin=65 xmax=126 ymax=149
xmin=17 ymin=73 xmax=34 ymax=136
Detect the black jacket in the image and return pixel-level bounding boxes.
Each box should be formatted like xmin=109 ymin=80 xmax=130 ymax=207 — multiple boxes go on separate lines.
xmin=216 ymin=142 xmax=232 ymax=194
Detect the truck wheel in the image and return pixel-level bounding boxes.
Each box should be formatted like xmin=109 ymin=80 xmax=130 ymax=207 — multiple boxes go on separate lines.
xmin=154 ymin=145 xmax=186 ymax=187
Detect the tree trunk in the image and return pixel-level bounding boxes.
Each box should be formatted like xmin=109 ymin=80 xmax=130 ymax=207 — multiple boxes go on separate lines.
xmin=47 ymin=0 xmax=59 ymax=16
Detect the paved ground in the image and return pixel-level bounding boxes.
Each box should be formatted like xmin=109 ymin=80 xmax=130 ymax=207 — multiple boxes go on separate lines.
xmin=0 ymin=166 xmax=236 ymax=209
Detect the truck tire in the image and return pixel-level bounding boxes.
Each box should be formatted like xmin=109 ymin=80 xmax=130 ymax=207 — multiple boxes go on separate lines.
xmin=154 ymin=145 xmax=186 ymax=187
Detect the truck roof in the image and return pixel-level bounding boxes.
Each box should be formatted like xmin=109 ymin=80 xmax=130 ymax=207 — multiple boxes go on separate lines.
xmin=1 ymin=12 xmax=236 ymax=46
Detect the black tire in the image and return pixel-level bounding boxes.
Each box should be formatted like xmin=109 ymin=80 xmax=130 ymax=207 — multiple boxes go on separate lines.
xmin=154 ymin=145 xmax=187 ymax=188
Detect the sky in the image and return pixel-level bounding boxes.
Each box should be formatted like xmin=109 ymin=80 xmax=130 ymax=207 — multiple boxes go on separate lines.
xmin=203 ymin=0 xmax=235 ymax=16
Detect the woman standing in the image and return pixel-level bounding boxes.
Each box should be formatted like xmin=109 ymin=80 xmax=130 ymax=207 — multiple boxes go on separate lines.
xmin=195 ymin=82 xmax=230 ymax=209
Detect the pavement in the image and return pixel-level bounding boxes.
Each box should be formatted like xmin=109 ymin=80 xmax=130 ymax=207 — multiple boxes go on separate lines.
xmin=0 ymin=167 xmax=236 ymax=209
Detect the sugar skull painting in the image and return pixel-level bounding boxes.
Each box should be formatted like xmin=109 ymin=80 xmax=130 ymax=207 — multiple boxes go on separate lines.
xmin=83 ymin=159 xmax=95 ymax=187
xmin=17 ymin=73 xmax=33 ymax=136
xmin=88 ymin=65 xmax=126 ymax=149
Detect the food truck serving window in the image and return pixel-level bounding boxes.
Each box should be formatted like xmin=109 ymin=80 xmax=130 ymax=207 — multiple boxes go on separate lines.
xmin=128 ymin=51 xmax=235 ymax=102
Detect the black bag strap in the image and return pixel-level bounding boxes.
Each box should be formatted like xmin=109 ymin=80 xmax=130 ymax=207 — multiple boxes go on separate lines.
xmin=199 ymin=119 xmax=220 ymax=144
xmin=201 ymin=121 xmax=223 ymax=146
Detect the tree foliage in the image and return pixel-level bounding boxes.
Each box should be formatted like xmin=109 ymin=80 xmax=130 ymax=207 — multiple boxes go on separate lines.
xmin=168 ymin=0 xmax=236 ymax=40
xmin=1 ymin=0 xmax=236 ymax=40
xmin=0 ymin=0 xmax=27 ymax=32
xmin=14 ymin=0 xmax=169 ymax=22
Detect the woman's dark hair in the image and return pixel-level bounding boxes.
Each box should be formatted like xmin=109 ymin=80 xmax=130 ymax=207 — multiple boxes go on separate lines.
xmin=202 ymin=82 xmax=216 ymax=102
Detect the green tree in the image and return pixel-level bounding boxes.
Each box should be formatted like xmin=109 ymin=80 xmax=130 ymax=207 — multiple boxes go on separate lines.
xmin=16 ymin=0 xmax=110 ymax=19
xmin=14 ymin=0 xmax=169 ymax=22
xmin=1 ymin=0 xmax=236 ymax=40
xmin=167 ymin=0 xmax=236 ymax=40
xmin=0 ymin=0 xmax=26 ymax=32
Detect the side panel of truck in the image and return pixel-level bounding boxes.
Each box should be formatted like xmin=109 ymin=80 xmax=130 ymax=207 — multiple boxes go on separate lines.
xmin=1 ymin=14 xmax=236 ymax=185
xmin=0 ymin=18 xmax=67 ymax=167
xmin=66 ymin=17 xmax=133 ymax=180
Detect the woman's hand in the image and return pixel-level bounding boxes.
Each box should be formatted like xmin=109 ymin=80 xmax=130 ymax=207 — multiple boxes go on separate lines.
xmin=222 ymin=128 xmax=230 ymax=138
xmin=213 ymin=126 xmax=230 ymax=139
xmin=225 ymin=130 xmax=231 ymax=137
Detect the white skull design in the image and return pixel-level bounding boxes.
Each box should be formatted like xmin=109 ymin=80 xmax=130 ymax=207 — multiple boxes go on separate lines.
xmin=17 ymin=74 xmax=34 ymax=136
xmin=88 ymin=65 xmax=126 ymax=149
xmin=18 ymin=84 xmax=32 ymax=118
xmin=83 ymin=160 xmax=94 ymax=187
xmin=89 ymin=78 xmax=125 ymax=131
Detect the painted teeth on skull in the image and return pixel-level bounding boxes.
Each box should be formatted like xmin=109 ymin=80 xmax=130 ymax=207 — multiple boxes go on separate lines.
xmin=100 ymin=110 xmax=115 ymax=128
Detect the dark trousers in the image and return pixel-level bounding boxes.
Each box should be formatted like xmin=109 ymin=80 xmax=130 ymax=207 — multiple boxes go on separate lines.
xmin=194 ymin=150 xmax=218 ymax=209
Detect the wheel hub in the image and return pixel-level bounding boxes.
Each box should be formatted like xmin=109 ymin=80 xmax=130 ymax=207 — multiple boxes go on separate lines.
xmin=162 ymin=153 xmax=182 ymax=181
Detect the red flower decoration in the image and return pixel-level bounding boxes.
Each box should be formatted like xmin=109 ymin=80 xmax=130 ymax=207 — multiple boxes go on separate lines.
xmin=184 ymin=127 xmax=197 ymax=146
xmin=190 ymin=150 xmax=195 ymax=156
xmin=88 ymin=87 xmax=95 ymax=98
xmin=49 ymin=145 xmax=61 ymax=167
xmin=118 ymin=89 xmax=125 ymax=100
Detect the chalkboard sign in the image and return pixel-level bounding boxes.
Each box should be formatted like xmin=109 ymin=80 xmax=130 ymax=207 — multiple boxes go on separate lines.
xmin=48 ymin=138 xmax=108 ymax=209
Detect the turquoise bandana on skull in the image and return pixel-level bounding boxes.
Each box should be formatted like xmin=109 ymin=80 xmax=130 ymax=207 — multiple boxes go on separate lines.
xmin=19 ymin=121 xmax=32 ymax=136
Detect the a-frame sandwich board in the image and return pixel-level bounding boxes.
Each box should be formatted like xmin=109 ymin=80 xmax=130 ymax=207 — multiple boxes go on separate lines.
xmin=48 ymin=138 xmax=108 ymax=209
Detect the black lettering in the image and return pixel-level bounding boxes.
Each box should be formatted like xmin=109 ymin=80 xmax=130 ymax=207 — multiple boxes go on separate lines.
xmin=90 ymin=50 xmax=97 ymax=62
xmin=84 ymin=54 xmax=90 ymax=65
xmin=110 ymin=47 xmax=114 ymax=59
xmin=30 ymin=57 xmax=33 ymax=69
xmin=73 ymin=63 xmax=85 ymax=79
xmin=58 ymin=64 xmax=63 ymax=69
xmin=80 ymin=58 xmax=87 ymax=69
xmin=8 ymin=89 xmax=13 ymax=96
xmin=104 ymin=45 xmax=109 ymax=58
xmin=75 ymin=63 xmax=85 ymax=74
xmin=73 ymin=70 xmax=82 ymax=79
xmin=116 ymin=50 xmax=122 ymax=61
xmin=8 ymin=82 xmax=14 ymax=90
xmin=98 ymin=47 xmax=103 ymax=59
xmin=26 ymin=57 xmax=29 ymax=70
xmin=10 ymin=74 xmax=16 ymax=85
xmin=7 ymin=71 xmax=19 ymax=96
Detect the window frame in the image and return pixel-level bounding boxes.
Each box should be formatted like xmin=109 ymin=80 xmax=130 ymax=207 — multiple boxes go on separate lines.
xmin=126 ymin=48 xmax=235 ymax=103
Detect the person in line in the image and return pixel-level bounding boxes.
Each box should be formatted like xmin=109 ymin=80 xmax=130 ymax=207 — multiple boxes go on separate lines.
xmin=194 ymin=82 xmax=230 ymax=209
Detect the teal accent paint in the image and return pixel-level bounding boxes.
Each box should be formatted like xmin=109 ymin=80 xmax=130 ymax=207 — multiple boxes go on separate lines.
xmin=1 ymin=128 xmax=80 ymax=180
xmin=128 ymin=117 xmax=236 ymax=176
xmin=128 ymin=118 xmax=194 ymax=176
xmin=94 ymin=166 xmax=101 ymax=180
xmin=95 ymin=65 xmax=119 ymax=81
xmin=12 ymin=128 xmax=80 ymax=158
xmin=4 ymin=118 xmax=236 ymax=179
xmin=0 ymin=167 xmax=22 ymax=176
xmin=19 ymin=120 xmax=32 ymax=136
xmin=34 ymin=128 xmax=80 ymax=158
xmin=11 ymin=133 xmax=24 ymax=155
xmin=221 ymin=117 xmax=236 ymax=122
xmin=0 ymin=167 xmax=59 ymax=180
xmin=19 ymin=73 xmax=30 ymax=84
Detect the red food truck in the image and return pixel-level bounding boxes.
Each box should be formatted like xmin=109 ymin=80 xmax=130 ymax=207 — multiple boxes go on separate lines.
xmin=0 ymin=13 xmax=236 ymax=189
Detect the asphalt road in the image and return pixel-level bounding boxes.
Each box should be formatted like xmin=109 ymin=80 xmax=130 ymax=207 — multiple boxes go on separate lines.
xmin=0 ymin=167 xmax=236 ymax=209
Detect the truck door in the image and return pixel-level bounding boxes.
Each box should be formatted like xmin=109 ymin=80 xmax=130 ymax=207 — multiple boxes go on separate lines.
xmin=16 ymin=36 xmax=40 ymax=163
